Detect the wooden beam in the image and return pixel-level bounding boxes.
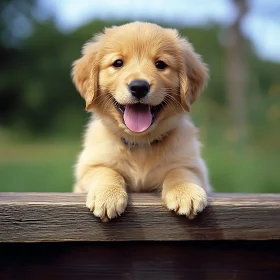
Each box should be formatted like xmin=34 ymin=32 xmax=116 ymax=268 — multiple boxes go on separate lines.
xmin=0 ymin=193 xmax=280 ymax=242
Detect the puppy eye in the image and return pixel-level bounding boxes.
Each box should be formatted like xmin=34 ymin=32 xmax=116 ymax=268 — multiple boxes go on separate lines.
xmin=155 ymin=60 xmax=167 ymax=70
xmin=112 ymin=59 xmax=124 ymax=68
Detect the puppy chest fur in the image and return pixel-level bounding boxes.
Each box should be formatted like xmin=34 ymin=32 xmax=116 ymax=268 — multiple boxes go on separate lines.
xmin=74 ymin=117 xmax=210 ymax=193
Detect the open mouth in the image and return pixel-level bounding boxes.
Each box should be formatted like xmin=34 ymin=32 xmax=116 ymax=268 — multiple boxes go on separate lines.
xmin=115 ymin=101 xmax=165 ymax=133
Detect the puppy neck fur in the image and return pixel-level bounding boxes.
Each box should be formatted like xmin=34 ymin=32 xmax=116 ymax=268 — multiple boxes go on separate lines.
xmin=121 ymin=130 xmax=171 ymax=148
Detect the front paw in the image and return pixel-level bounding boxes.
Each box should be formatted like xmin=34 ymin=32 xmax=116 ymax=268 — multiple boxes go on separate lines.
xmin=162 ymin=183 xmax=207 ymax=219
xmin=86 ymin=185 xmax=128 ymax=222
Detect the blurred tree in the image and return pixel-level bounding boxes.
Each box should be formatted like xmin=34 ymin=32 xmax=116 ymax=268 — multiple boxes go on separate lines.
xmin=225 ymin=0 xmax=249 ymax=145
xmin=0 ymin=0 xmax=36 ymax=126
xmin=0 ymin=0 xmax=36 ymax=45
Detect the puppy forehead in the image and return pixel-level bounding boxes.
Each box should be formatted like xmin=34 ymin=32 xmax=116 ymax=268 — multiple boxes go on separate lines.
xmin=101 ymin=23 xmax=178 ymax=57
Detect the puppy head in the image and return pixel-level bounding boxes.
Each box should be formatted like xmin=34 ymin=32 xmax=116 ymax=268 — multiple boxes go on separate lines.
xmin=72 ymin=22 xmax=208 ymax=137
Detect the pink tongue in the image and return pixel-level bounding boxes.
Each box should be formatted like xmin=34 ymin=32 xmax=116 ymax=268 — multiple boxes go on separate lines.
xmin=123 ymin=104 xmax=152 ymax=132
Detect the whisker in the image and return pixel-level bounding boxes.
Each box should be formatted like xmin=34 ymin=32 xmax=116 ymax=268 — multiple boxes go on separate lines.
xmin=163 ymin=99 xmax=177 ymax=115
xmin=102 ymin=95 xmax=115 ymax=114
xmin=163 ymin=89 xmax=181 ymax=97
xmin=165 ymin=93 xmax=186 ymax=112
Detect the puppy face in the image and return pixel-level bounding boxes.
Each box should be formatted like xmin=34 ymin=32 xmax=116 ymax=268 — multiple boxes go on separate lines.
xmin=72 ymin=22 xmax=208 ymax=136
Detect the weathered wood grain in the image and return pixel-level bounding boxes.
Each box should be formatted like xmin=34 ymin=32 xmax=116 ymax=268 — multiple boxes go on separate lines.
xmin=0 ymin=193 xmax=280 ymax=242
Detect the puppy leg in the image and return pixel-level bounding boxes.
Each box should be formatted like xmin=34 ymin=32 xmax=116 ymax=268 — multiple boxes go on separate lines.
xmin=77 ymin=167 xmax=127 ymax=222
xmin=162 ymin=169 xmax=207 ymax=219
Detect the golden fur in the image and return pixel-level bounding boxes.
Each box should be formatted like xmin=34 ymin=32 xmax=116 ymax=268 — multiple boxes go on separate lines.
xmin=72 ymin=22 xmax=211 ymax=221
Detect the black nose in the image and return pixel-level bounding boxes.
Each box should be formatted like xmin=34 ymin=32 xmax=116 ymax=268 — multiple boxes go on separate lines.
xmin=128 ymin=80 xmax=150 ymax=99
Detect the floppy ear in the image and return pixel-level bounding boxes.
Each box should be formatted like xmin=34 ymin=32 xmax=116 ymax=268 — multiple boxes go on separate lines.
xmin=71 ymin=36 xmax=102 ymax=110
xmin=178 ymin=38 xmax=209 ymax=112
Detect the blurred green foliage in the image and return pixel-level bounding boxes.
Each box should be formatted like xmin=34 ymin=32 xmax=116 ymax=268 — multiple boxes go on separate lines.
xmin=0 ymin=1 xmax=279 ymax=193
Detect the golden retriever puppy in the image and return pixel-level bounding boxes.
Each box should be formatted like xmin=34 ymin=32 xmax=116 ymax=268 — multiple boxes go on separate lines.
xmin=72 ymin=21 xmax=211 ymax=221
